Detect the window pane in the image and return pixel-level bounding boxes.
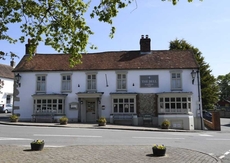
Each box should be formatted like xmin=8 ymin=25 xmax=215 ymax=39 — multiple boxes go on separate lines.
xmin=165 ymin=98 xmax=169 ymax=102
xmin=119 ymin=104 xmax=123 ymax=112
xmin=114 ymin=104 xmax=118 ymax=112
xmin=130 ymin=104 xmax=134 ymax=112
xmin=124 ymin=104 xmax=129 ymax=112
xmin=119 ymin=99 xmax=123 ymax=103
xmin=130 ymin=99 xmax=134 ymax=103
xmin=117 ymin=74 xmax=121 ymax=79
xmin=113 ymin=99 xmax=118 ymax=103
xmin=182 ymin=98 xmax=186 ymax=102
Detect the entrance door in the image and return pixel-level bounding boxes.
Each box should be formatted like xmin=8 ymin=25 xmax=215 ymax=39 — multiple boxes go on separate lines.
xmin=86 ymin=100 xmax=96 ymax=122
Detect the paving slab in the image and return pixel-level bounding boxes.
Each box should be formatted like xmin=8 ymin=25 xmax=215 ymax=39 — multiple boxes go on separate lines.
xmin=0 ymin=145 xmax=220 ymax=163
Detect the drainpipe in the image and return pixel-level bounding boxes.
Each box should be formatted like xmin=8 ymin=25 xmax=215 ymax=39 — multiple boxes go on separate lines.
xmin=197 ymin=70 xmax=203 ymax=130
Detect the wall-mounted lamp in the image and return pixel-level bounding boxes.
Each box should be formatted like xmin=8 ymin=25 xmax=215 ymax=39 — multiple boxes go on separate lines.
xmin=78 ymin=84 xmax=80 ymax=87
xmin=15 ymin=73 xmax=21 ymax=87
xmin=191 ymin=70 xmax=196 ymax=84
xmin=132 ymin=83 xmax=135 ymax=86
xmin=80 ymin=101 xmax=83 ymax=104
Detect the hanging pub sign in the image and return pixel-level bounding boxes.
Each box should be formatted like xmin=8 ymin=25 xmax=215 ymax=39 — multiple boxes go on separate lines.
xmin=140 ymin=75 xmax=159 ymax=88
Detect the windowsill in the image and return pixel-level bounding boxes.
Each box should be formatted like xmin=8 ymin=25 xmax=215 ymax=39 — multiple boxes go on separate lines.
xmin=61 ymin=90 xmax=72 ymax=93
xmin=36 ymin=91 xmax=46 ymax=94
xmin=171 ymin=89 xmax=183 ymax=91
xmin=158 ymin=112 xmax=190 ymax=115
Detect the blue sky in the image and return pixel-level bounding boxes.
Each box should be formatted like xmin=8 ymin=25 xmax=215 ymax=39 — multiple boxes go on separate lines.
xmin=1 ymin=0 xmax=229 ymax=78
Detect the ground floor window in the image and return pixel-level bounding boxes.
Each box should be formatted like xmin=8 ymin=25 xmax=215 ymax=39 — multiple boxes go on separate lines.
xmin=111 ymin=93 xmax=137 ymax=114
xmin=158 ymin=93 xmax=192 ymax=114
xmin=6 ymin=95 xmax=12 ymax=104
xmin=32 ymin=94 xmax=67 ymax=114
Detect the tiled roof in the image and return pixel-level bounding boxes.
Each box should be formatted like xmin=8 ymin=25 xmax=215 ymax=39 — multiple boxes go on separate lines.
xmin=0 ymin=63 xmax=14 ymax=79
xmin=13 ymin=50 xmax=199 ymax=72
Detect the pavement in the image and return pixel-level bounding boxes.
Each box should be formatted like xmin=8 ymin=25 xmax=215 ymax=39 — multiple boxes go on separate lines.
xmin=0 ymin=119 xmax=222 ymax=163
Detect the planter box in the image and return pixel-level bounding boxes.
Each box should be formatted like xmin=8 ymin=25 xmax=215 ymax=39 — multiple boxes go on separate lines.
xmin=152 ymin=148 xmax=166 ymax=156
xmin=98 ymin=122 xmax=106 ymax=126
xmin=31 ymin=143 xmax=45 ymax=151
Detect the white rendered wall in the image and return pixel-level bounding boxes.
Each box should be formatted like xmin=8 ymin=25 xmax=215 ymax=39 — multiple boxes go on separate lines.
xmin=14 ymin=69 xmax=200 ymax=126
xmin=0 ymin=77 xmax=14 ymax=105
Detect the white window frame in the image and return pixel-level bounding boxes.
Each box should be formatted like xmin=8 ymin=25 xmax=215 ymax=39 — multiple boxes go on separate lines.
xmin=158 ymin=93 xmax=192 ymax=114
xmin=32 ymin=94 xmax=67 ymax=114
xmin=86 ymin=72 xmax=97 ymax=92
xmin=170 ymin=71 xmax=182 ymax=91
xmin=116 ymin=71 xmax=127 ymax=91
xmin=61 ymin=73 xmax=72 ymax=93
xmin=36 ymin=74 xmax=47 ymax=93
xmin=111 ymin=94 xmax=137 ymax=114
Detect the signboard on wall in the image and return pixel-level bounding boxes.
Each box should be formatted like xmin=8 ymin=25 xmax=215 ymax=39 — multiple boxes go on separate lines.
xmin=140 ymin=75 xmax=159 ymax=88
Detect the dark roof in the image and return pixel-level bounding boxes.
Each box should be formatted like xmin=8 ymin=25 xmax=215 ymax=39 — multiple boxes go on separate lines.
xmin=13 ymin=50 xmax=199 ymax=72
xmin=0 ymin=64 xmax=14 ymax=79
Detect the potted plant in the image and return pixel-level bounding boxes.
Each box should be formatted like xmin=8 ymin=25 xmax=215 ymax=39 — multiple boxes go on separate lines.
xmin=31 ymin=140 xmax=45 ymax=151
xmin=161 ymin=119 xmax=170 ymax=129
xmin=98 ymin=117 xmax=106 ymax=126
xmin=152 ymin=144 xmax=166 ymax=156
xmin=9 ymin=114 xmax=19 ymax=122
xmin=59 ymin=116 xmax=68 ymax=125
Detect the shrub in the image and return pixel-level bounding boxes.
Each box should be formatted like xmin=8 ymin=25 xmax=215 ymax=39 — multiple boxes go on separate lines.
xmin=31 ymin=140 xmax=44 ymax=144
xmin=9 ymin=114 xmax=18 ymax=121
xmin=152 ymin=144 xmax=166 ymax=150
xmin=59 ymin=116 xmax=68 ymax=123
xmin=98 ymin=117 xmax=106 ymax=123
xmin=161 ymin=119 xmax=170 ymax=128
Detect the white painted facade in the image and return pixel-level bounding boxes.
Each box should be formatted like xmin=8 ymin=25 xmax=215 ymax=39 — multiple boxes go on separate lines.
xmin=14 ymin=68 xmax=202 ymax=130
xmin=0 ymin=77 xmax=14 ymax=105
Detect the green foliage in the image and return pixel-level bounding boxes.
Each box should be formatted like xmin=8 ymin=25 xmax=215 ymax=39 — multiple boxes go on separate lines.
xmin=59 ymin=116 xmax=68 ymax=123
xmin=98 ymin=117 xmax=107 ymax=123
xmin=169 ymin=39 xmax=219 ymax=110
xmin=217 ymin=73 xmax=230 ymax=100
xmin=161 ymin=119 xmax=170 ymax=128
xmin=31 ymin=140 xmax=44 ymax=144
xmin=9 ymin=114 xmax=18 ymax=121
xmin=0 ymin=0 xmax=202 ymax=65
xmin=152 ymin=144 xmax=166 ymax=150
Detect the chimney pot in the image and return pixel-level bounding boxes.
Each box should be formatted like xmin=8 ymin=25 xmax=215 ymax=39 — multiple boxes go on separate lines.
xmin=140 ymin=35 xmax=151 ymax=54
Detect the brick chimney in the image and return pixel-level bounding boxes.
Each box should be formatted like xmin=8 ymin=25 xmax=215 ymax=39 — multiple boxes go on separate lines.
xmin=140 ymin=35 xmax=151 ymax=54
xmin=10 ymin=60 xmax=15 ymax=68
xmin=25 ymin=39 xmax=36 ymax=55
xmin=25 ymin=39 xmax=30 ymax=55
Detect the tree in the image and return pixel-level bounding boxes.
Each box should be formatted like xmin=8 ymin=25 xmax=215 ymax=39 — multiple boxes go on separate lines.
xmin=0 ymin=0 xmax=201 ymax=66
xmin=169 ymin=39 xmax=219 ymax=110
xmin=217 ymin=73 xmax=230 ymax=100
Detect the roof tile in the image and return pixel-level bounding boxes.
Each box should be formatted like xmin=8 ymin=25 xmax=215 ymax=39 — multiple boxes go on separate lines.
xmin=13 ymin=50 xmax=199 ymax=72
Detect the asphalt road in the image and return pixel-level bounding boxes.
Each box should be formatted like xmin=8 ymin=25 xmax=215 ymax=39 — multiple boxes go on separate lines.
xmin=1 ymin=113 xmax=230 ymax=162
